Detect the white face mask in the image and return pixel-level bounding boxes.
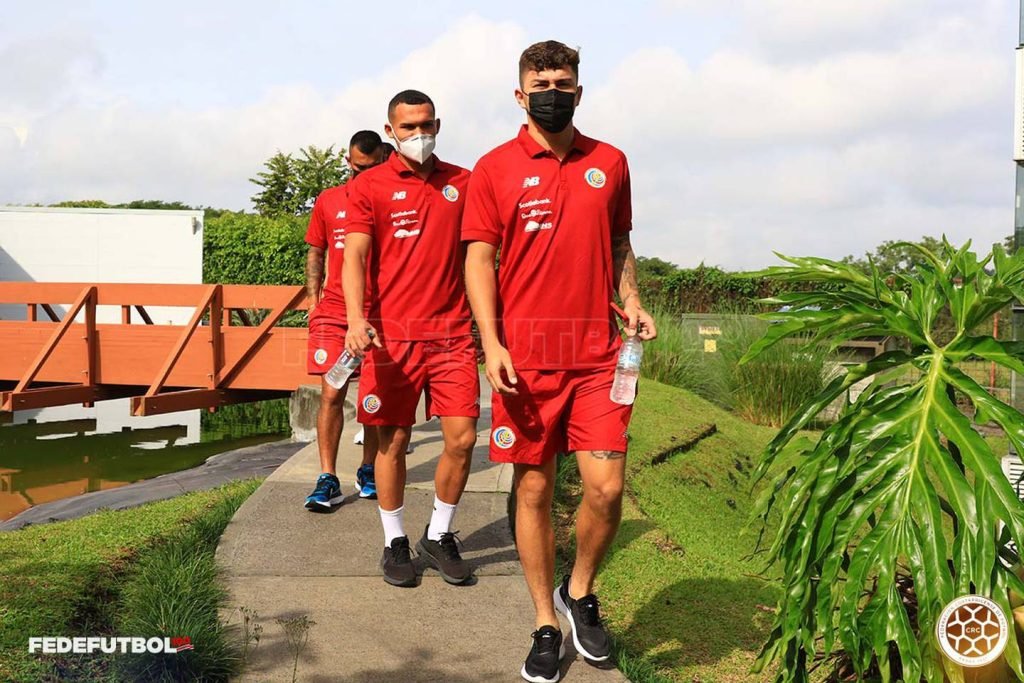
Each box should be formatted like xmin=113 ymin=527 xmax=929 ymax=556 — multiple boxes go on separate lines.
xmin=392 ymin=132 xmax=435 ymax=164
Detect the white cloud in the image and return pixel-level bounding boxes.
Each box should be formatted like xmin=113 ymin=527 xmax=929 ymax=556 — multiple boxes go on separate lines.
xmin=586 ymin=1 xmax=1013 ymax=267
xmin=1 ymin=5 xmax=1017 ymax=269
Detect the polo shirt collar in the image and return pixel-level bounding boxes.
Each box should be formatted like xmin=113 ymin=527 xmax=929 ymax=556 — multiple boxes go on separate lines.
xmin=387 ymin=151 xmax=447 ymax=177
xmin=515 ymin=124 xmax=589 ymax=159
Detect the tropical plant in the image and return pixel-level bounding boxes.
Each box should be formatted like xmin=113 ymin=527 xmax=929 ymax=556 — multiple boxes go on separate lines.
xmin=743 ymin=239 xmax=1024 ymax=682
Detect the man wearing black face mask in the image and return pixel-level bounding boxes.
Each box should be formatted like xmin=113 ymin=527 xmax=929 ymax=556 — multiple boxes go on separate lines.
xmin=462 ymin=40 xmax=657 ymax=682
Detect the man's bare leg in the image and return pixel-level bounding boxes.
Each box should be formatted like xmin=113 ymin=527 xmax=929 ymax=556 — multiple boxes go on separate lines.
xmin=569 ymin=450 xmax=626 ymax=598
xmin=375 ymin=424 xmax=412 ymax=512
xmin=361 ymin=425 xmax=378 ymax=467
xmin=417 ymin=416 xmax=478 ymax=584
xmin=376 ymin=424 xmax=416 ymax=586
xmin=514 ymin=458 xmax=559 ymax=629
xmin=315 ymin=377 xmax=348 ymax=475
xmin=433 ymin=416 xmax=477 ymax=504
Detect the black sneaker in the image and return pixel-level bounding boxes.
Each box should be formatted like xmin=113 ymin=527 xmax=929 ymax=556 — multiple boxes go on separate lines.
xmin=416 ymin=525 xmax=472 ymax=585
xmin=553 ymin=575 xmax=610 ymax=662
xmin=380 ymin=536 xmax=417 ymax=587
xmin=520 ymin=625 xmax=565 ymax=683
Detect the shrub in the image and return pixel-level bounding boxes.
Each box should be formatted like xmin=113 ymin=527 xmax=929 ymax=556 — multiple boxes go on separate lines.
xmin=203 ymin=212 xmax=308 ymax=286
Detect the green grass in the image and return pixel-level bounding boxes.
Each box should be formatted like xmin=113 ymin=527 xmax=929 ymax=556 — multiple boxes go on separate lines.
xmin=556 ymin=379 xmax=788 ymax=683
xmin=641 ymin=312 xmax=831 ymax=428
xmin=641 ymin=307 xmax=721 ymax=401
xmin=0 ymin=479 xmax=261 ymax=682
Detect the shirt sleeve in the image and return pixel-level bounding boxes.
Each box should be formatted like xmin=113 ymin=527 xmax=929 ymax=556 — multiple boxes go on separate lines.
xmin=345 ymin=175 xmax=375 ymax=236
xmin=460 ymin=163 xmax=502 ymax=247
xmin=612 ymin=156 xmax=633 ymax=234
xmin=304 ymin=194 xmax=327 ymax=248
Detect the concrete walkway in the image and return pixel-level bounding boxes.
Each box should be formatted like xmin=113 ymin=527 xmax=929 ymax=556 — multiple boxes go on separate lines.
xmin=216 ymin=380 xmax=627 ymax=682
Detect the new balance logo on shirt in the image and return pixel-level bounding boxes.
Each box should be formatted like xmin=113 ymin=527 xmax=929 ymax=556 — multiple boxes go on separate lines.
xmin=336 ymin=210 xmax=346 ymax=219
xmin=522 ymin=176 xmax=540 ymax=188
xmin=392 ymin=191 xmax=407 ymax=201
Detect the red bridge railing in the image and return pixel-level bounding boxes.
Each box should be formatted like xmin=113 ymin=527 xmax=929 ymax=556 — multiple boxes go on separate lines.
xmin=0 ymin=283 xmax=312 ymax=418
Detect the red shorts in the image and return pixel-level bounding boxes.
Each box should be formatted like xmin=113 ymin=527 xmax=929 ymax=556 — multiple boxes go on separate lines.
xmin=357 ymin=335 xmax=480 ymax=426
xmin=307 ymin=309 xmax=358 ymax=378
xmin=488 ymin=366 xmax=633 ymax=465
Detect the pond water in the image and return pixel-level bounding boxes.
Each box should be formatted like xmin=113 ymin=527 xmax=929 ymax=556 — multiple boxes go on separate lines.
xmin=0 ymin=398 xmax=291 ymax=521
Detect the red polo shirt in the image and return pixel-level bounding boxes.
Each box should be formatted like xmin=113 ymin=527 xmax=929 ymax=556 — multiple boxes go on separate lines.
xmin=346 ymin=153 xmax=473 ymax=340
xmin=305 ymin=185 xmax=355 ymax=316
xmin=461 ymin=125 xmax=632 ymax=370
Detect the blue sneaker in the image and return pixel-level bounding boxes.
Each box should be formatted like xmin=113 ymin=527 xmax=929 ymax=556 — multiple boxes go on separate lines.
xmin=304 ymin=473 xmax=343 ymax=511
xmin=356 ymin=464 xmax=377 ymax=499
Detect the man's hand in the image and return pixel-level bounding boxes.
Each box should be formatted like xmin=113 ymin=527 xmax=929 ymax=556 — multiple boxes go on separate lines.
xmin=345 ymin=318 xmax=382 ymax=358
xmin=623 ymin=297 xmax=657 ymax=340
xmin=483 ymin=342 xmax=519 ymax=395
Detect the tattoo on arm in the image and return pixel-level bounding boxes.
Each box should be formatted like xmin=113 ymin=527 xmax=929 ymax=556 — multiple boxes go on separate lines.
xmin=611 ymin=232 xmax=639 ymax=305
xmin=306 ymin=247 xmax=324 ymax=301
xmin=590 ymin=450 xmax=626 ymax=460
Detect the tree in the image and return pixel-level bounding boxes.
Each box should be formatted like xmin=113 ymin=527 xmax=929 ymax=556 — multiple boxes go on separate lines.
xmin=50 ymin=199 xmax=230 ymax=218
xmin=844 ymin=235 xmax=1016 ymax=274
xmin=841 ymin=235 xmax=945 ymax=275
xmin=746 ymin=239 xmax=1024 ymax=682
xmin=249 ymin=145 xmax=349 ymax=216
xmin=636 ymin=256 xmax=679 ymax=279
xmin=249 ymin=152 xmax=300 ymax=217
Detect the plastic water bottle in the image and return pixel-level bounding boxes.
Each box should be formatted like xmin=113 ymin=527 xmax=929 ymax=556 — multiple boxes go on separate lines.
xmin=325 ymin=330 xmax=375 ymax=390
xmin=610 ymin=335 xmax=643 ymax=405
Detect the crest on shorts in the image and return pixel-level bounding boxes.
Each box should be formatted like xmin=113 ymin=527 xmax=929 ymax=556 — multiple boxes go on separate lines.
xmin=493 ymin=426 xmax=516 ymax=449
xmin=313 ymin=348 xmax=328 ymax=365
xmin=362 ymin=394 xmax=382 ymax=414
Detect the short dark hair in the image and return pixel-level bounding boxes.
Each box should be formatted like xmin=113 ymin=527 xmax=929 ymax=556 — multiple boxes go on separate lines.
xmin=349 ymin=130 xmax=383 ymax=155
xmin=380 ymin=141 xmax=395 ymax=160
xmin=388 ymin=89 xmax=435 ymax=120
xmin=519 ymin=40 xmax=580 ymax=85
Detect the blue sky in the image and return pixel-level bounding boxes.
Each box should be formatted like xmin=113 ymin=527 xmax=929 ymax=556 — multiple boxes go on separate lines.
xmin=0 ymin=0 xmax=1017 ymax=268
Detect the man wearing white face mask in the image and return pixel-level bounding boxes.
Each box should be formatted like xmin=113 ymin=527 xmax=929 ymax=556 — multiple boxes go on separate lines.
xmin=342 ymin=89 xmax=480 ymax=589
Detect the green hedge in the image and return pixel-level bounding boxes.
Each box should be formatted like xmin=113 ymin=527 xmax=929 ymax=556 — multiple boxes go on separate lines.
xmin=640 ymin=265 xmax=785 ymax=314
xmin=203 ymin=212 xmax=308 ymax=286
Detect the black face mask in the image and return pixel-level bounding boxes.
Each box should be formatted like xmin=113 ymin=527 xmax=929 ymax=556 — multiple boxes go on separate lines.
xmin=527 ymin=89 xmax=576 ymax=133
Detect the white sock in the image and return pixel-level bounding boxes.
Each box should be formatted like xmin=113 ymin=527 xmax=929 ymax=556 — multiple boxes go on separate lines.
xmin=427 ymin=495 xmax=458 ymax=541
xmin=379 ymin=506 xmax=405 ymax=547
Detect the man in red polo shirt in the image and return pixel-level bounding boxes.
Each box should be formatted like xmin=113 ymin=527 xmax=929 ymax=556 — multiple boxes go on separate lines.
xmin=343 ymin=90 xmax=479 ymax=589
xmin=462 ymin=41 xmax=657 ymax=682
xmin=303 ymin=130 xmax=387 ymax=511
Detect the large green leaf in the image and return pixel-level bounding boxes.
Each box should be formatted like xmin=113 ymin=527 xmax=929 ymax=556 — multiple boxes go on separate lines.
xmin=748 ymin=240 xmax=1024 ymax=682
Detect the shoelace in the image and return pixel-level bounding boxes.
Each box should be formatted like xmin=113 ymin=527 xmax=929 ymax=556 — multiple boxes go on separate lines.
xmin=314 ymin=476 xmax=336 ymax=496
xmin=437 ymin=531 xmax=464 ymax=561
xmin=531 ymin=629 xmax=559 ymax=655
xmin=577 ymin=594 xmax=603 ymax=627
xmin=391 ymin=539 xmax=412 ymax=564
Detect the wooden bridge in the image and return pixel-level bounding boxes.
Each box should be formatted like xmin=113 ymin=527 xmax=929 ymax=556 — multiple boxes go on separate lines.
xmin=0 ymin=282 xmax=313 ymax=420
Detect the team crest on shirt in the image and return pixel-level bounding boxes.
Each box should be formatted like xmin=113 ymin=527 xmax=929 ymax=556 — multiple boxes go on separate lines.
xmin=362 ymin=394 xmax=382 ymax=414
xmin=314 ymin=348 xmax=328 ymax=365
xmin=584 ymin=168 xmax=606 ymax=188
xmin=442 ymin=185 xmax=460 ymax=202
xmin=493 ymin=426 xmax=516 ymax=449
